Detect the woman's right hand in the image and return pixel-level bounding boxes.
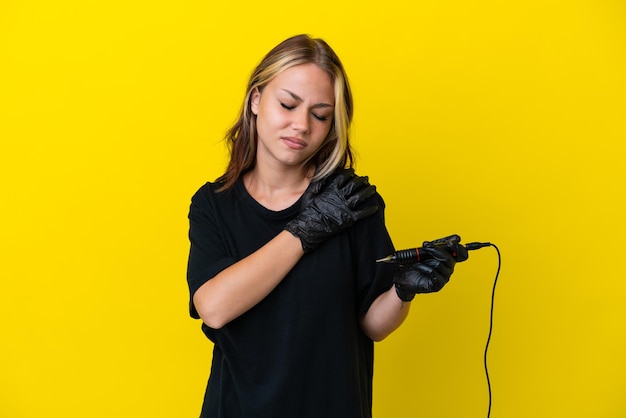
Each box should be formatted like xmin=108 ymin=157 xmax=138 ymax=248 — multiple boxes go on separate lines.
xmin=285 ymin=168 xmax=379 ymax=252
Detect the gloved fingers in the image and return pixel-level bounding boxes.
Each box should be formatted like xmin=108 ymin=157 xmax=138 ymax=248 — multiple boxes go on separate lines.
xmin=352 ymin=204 xmax=379 ymax=220
xmin=301 ymin=179 xmax=326 ymax=208
xmin=413 ymin=263 xmax=449 ymax=291
xmin=307 ymin=178 xmax=326 ymax=195
xmin=397 ymin=261 xmax=432 ymax=275
xmin=345 ymin=184 xmax=376 ymax=208
xmin=422 ymin=248 xmax=456 ymax=276
xmin=429 ymin=270 xmax=450 ymax=291
xmin=422 ymin=257 xmax=454 ymax=277
xmin=421 ymin=243 xmax=456 ymax=263
xmin=300 ymin=168 xmax=355 ymax=209
xmin=340 ymin=174 xmax=370 ymax=196
xmin=395 ymin=265 xmax=446 ymax=294
xmin=408 ymin=258 xmax=451 ymax=282
xmin=284 ymin=168 xmax=380 ymax=253
xmin=327 ymin=168 xmax=355 ymax=189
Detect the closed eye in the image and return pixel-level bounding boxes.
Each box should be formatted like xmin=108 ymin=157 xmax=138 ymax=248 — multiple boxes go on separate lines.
xmin=312 ymin=113 xmax=330 ymax=121
xmin=281 ymin=100 xmax=331 ymax=122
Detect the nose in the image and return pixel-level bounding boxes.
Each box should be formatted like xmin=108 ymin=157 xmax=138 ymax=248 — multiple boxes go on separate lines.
xmin=291 ymin=108 xmax=310 ymax=133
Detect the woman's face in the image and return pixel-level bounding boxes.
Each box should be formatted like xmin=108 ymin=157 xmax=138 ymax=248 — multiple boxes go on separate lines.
xmin=251 ymin=63 xmax=335 ymax=172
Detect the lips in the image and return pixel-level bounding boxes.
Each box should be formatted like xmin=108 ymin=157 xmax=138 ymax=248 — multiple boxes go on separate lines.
xmin=282 ymin=136 xmax=306 ymax=150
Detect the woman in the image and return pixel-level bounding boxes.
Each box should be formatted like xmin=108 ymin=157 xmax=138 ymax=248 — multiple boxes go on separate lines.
xmin=186 ymin=34 xmax=457 ymax=418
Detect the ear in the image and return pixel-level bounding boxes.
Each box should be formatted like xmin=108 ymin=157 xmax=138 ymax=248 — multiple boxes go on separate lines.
xmin=250 ymin=88 xmax=261 ymax=115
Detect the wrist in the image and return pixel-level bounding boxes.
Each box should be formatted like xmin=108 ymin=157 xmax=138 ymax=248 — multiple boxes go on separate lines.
xmin=284 ymin=226 xmax=307 ymax=253
xmin=394 ymin=283 xmax=416 ymax=302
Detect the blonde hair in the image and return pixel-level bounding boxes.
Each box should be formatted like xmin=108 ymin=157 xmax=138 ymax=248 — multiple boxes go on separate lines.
xmin=217 ymin=34 xmax=354 ymax=191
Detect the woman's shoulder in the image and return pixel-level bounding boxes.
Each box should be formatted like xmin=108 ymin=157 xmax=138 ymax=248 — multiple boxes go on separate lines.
xmin=190 ymin=180 xmax=236 ymax=209
xmin=353 ymin=171 xmax=386 ymax=211
xmin=192 ymin=178 xmax=238 ymax=197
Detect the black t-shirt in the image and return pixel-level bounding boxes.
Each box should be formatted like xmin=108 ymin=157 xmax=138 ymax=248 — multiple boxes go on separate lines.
xmin=187 ymin=177 xmax=396 ymax=418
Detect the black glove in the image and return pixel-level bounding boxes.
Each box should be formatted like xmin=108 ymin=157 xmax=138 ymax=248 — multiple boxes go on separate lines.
xmin=285 ymin=168 xmax=379 ymax=252
xmin=393 ymin=241 xmax=459 ymax=301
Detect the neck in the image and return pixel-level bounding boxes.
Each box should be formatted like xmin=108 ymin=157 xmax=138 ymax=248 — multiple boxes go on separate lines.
xmin=243 ymin=165 xmax=313 ymax=211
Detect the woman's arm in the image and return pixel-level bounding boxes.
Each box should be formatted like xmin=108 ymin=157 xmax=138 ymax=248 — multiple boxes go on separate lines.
xmin=361 ymin=242 xmax=461 ymax=341
xmin=192 ymin=170 xmax=378 ymax=329
xmin=360 ymin=287 xmax=410 ymax=342
xmin=193 ymin=230 xmax=304 ymax=329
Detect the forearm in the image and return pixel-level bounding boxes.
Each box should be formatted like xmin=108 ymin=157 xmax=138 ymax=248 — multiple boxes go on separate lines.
xmin=360 ymin=286 xmax=410 ymax=342
xmin=193 ymin=230 xmax=304 ymax=329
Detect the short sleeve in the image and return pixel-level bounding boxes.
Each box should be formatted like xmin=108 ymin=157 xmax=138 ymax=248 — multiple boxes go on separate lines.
xmin=186 ymin=184 xmax=236 ymax=319
xmin=352 ymin=193 xmax=397 ymax=315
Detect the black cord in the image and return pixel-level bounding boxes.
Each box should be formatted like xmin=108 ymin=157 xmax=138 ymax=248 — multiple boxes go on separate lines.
xmin=484 ymin=244 xmax=501 ymax=418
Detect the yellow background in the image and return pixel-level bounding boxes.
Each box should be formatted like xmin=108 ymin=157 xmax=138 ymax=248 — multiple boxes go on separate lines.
xmin=1 ymin=0 xmax=625 ymax=417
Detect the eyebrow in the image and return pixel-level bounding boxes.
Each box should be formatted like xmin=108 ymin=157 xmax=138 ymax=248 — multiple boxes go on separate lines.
xmin=281 ymin=89 xmax=334 ymax=109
